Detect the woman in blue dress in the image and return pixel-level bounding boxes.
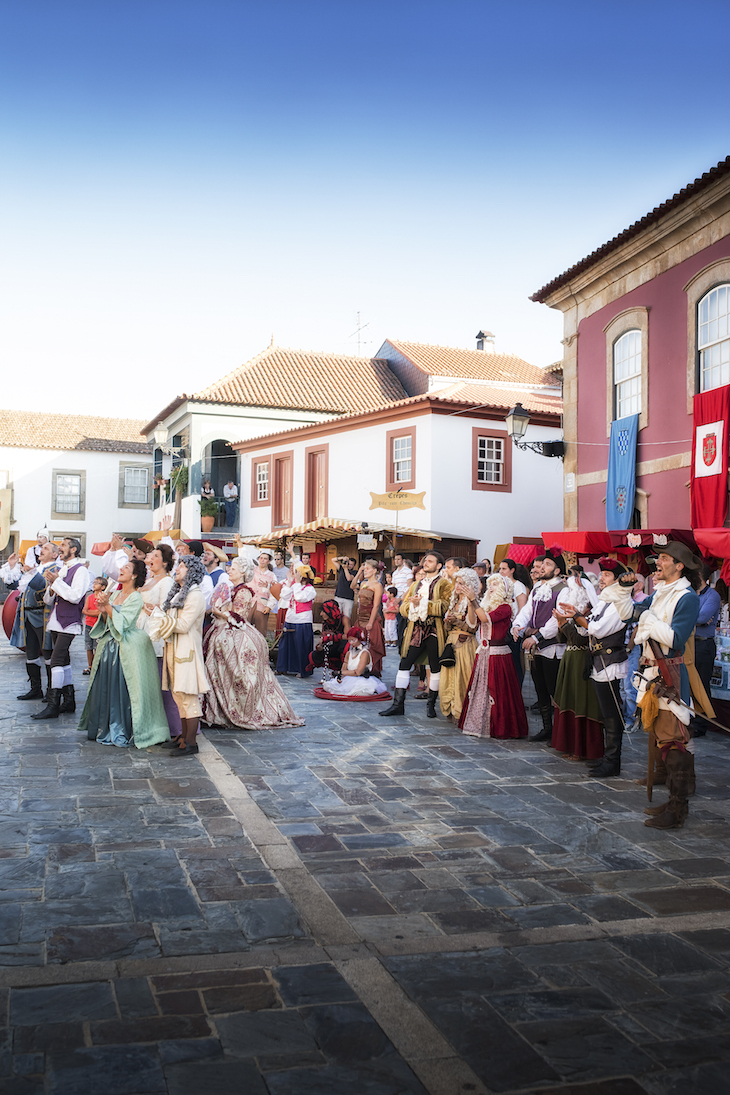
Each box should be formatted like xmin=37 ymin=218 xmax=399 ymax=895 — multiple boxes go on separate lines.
xmin=78 ymin=559 xmax=170 ymax=748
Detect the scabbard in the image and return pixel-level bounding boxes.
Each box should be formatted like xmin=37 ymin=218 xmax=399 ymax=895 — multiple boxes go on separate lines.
xmin=647 ymin=730 xmax=656 ymax=802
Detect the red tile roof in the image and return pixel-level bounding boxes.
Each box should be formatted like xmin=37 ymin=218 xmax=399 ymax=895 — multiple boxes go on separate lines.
xmin=386 ymin=338 xmax=552 ymax=387
xmin=191 ymin=346 xmax=408 ymax=415
xmin=530 ymin=155 xmax=730 ymax=303
xmin=0 ymin=410 xmax=153 ymax=453
xmin=232 ymin=381 xmax=562 ymax=452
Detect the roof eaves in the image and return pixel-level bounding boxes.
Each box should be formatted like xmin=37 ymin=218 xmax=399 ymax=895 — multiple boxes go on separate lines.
xmin=530 ymin=155 xmax=730 ymax=303
xmin=141 ymin=395 xmax=188 ymax=438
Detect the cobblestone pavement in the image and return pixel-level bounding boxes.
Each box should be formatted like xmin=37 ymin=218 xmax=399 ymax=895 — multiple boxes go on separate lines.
xmin=2 ymin=634 xmax=730 ymax=1094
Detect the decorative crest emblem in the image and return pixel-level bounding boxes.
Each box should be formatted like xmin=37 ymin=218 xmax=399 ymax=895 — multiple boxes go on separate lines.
xmin=703 ymin=432 xmax=717 ymax=466
xmin=615 ymin=485 xmax=627 ymax=513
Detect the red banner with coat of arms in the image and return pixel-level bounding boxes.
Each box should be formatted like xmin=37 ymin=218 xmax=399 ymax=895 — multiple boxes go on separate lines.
xmin=691 ymin=386 xmax=730 ymax=529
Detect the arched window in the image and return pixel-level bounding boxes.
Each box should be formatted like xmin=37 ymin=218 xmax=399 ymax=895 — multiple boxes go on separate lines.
xmin=613 ymin=330 xmax=641 ymax=419
xmin=699 ymin=284 xmax=730 ymax=391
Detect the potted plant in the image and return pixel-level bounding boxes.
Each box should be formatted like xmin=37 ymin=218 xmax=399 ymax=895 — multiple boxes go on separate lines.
xmin=170 ymin=464 xmax=188 ymax=496
xmin=199 ymin=496 xmax=218 ymax=534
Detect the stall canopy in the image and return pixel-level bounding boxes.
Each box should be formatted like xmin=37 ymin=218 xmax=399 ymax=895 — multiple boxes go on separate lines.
xmin=240 ymin=518 xmax=471 ymax=549
xmin=694 ymin=528 xmax=730 ymax=582
xmin=541 ymin=529 xmax=698 ymax=559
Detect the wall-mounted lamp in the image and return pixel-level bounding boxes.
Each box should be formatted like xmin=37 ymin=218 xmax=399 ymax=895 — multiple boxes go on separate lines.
xmin=153 ymin=422 xmax=188 ymax=458
xmin=505 ymin=403 xmax=565 ymax=459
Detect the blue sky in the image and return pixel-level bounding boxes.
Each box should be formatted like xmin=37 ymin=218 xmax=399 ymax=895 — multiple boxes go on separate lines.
xmin=2 ymin=0 xmax=729 ymax=420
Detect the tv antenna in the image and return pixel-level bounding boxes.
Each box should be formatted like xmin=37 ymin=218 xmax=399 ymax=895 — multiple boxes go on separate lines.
xmin=348 ymin=312 xmax=371 ymax=356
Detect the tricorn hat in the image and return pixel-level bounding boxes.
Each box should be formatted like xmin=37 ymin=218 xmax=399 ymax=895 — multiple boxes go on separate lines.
xmin=597 ymin=557 xmax=627 ymax=576
xmin=658 ymin=541 xmax=701 ymax=571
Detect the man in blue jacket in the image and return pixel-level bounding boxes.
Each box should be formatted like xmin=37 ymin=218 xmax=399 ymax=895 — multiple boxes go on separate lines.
xmin=633 ymin=543 xmax=701 ymax=829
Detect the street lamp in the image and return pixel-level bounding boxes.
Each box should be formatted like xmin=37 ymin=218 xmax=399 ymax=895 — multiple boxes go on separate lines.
xmin=505 ymin=403 xmax=565 ymax=458
xmin=153 ymin=422 xmax=187 ymax=458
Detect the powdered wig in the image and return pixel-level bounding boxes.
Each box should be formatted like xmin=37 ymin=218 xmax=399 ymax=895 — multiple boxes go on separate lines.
xmin=481 ymin=573 xmax=514 ymax=613
xmin=229 ymin=555 xmax=254 ymax=584
xmin=448 ymin=567 xmax=481 ymax=614
xmin=163 ymin=554 xmax=207 ymax=609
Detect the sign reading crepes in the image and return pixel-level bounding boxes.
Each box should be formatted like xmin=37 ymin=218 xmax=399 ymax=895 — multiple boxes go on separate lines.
xmin=369 ymin=491 xmax=426 ymax=511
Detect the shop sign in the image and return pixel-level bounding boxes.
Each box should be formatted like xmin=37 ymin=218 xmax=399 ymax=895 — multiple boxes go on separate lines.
xmin=369 ymin=491 xmax=426 ymax=511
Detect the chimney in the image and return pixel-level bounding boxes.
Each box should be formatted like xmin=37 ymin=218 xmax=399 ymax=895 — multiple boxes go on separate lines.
xmin=476 ymin=330 xmax=495 ymax=353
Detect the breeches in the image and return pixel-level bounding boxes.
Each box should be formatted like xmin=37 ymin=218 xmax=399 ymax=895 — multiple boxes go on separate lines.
xmin=400 ymin=635 xmax=440 ymax=673
xmin=531 ymin=654 xmax=560 ymax=708
xmin=24 ymin=623 xmax=45 ymax=663
xmin=172 ymin=691 xmax=202 ymax=719
xmin=48 ymin=631 xmax=75 ymax=668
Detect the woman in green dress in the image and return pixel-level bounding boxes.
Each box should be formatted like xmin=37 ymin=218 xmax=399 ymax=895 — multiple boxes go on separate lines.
xmin=78 ymin=559 xmax=170 ymax=748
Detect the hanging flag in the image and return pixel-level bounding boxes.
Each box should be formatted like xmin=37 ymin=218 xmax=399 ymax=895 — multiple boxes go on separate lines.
xmin=691 ymin=387 xmax=730 ymax=528
xmin=606 ymin=414 xmax=639 ymax=530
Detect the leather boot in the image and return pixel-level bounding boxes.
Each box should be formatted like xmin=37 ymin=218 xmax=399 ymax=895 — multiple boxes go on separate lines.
xmin=644 ymin=800 xmax=669 ymax=816
xmin=379 ymin=687 xmax=406 ymax=717
xmin=426 ymin=689 xmax=439 ymax=719
xmin=17 ymin=664 xmax=43 ymax=701
xmin=530 ymin=706 xmax=553 ymax=743
xmin=589 ymin=715 xmax=623 ymax=778
xmin=31 ymin=688 xmax=61 ymax=720
xmin=43 ymin=665 xmax=52 ymax=701
xmin=635 ymin=755 xmax=667 ymax=787
xmin=58 ymin=685 xmax=76 ymax=714
xmin=645 ymin=749 xmax=691 ymax=828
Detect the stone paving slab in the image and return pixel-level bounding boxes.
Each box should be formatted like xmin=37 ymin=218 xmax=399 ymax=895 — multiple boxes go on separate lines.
xmin=2 ymin=636 xmax=730 ymax=1092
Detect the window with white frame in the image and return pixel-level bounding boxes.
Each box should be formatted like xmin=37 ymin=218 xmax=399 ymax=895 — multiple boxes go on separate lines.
xmin=392 ymin=435 xmax=412 ymax=483
xmin=699 ymin=284 xmax=730 ymax=392
xmin=123 ymin=466 xmax=149 ymax=504
xmin=476 ymin=435 xmax=504 ymax=484
xmin=255 ymin=461 xmax=269 ymax=502
xmin=55 ymin=474 xmax=82 ymax=514
xmin=613 ymin=330 xmax=642 ymax=419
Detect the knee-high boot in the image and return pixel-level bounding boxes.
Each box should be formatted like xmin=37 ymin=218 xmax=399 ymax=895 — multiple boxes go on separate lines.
xmin=589 ymin=715 xmax=623 ymax=778
xmin=17 ymin=663 xmax=43 ymax=701
xmin=531 ymin=706 xmax=553 ymax=743
xmin=379 ymin=687 xmax=406 ymax=717
xmin=426 ymin=690 xmax=440 ymax=719
xmin=645 ymin=748 xmax=691 ymax=828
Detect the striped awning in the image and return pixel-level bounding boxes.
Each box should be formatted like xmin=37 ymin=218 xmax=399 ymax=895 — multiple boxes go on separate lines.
xmin=239 ymin=518 xmax=455 ymax=548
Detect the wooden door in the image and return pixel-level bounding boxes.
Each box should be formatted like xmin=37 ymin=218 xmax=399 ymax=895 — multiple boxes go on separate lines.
xmin=306 ymin=447 xmax=328 ymax=522
xmin=273 ymin=453 xmax=292 ymax=528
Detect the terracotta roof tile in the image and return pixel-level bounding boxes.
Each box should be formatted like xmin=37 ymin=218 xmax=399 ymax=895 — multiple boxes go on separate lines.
xmin=530 ymin=155 xmax=730 ymax=302
xmin=0 ymin=410 xmax=153 ymax=453
xmin=232 ymin=382 xmax=562 ymax=450
xmin=189 ymin=345 xmax=408 ymax=415
xmin=386 ymin=338 xmax=551 ymax=387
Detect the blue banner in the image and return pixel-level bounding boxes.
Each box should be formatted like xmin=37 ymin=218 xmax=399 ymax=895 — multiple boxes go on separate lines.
xmin=606 ymin=414 xmax=639 ymax=530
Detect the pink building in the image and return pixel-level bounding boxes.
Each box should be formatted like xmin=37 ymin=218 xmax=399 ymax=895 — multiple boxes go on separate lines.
xmin=532 ymin=156 xmax=730 ymax=533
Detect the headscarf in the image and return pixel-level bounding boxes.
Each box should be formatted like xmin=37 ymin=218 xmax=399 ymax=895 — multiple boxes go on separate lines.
xmin=163 ymin=554 xmax=207 ymax=609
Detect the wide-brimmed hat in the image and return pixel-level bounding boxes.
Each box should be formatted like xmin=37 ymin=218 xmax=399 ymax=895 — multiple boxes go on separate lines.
xmin=203 ymin=542 xmax=228 ymax=564
xmin=598 ymin=557 xmax=627 ymax=576
xmin=132 ymin=538 xmax=154 ymax=555
xmin=658 ymin=541 xmax=701 ymax=571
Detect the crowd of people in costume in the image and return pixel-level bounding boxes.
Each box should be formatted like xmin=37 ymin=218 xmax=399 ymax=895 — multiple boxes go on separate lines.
xmin=2 ymin=528 xmax=717 ymax=828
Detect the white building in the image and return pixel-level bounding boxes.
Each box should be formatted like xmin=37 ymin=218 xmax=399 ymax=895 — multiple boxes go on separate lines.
xmin=233 ymin=338 xmax=564 ymax=566
xmin=0 ymin=410 xmax=154 ymax=568
xmin=143 ymin=344 xmax=408 ymax=537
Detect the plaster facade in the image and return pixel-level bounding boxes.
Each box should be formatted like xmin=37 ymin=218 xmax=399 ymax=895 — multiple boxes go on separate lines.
xmin=535 ymin=169 xmax=730 ymax=530
xmin=0 ymin=445 xmax=153 ymax=568
xmin=234 ymin=408 xmax=563 ymax=561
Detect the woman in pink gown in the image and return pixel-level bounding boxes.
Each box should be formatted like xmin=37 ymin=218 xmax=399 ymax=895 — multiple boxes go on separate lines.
xmin=460 ymin=574 xmax=528 ymax=739
xmin=202 ymin=556 xmax=304 ymax=731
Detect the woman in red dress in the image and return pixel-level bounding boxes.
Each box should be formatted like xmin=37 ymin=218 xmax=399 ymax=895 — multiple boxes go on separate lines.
xmin=460 ymin=574 xmax=528 ymax=739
